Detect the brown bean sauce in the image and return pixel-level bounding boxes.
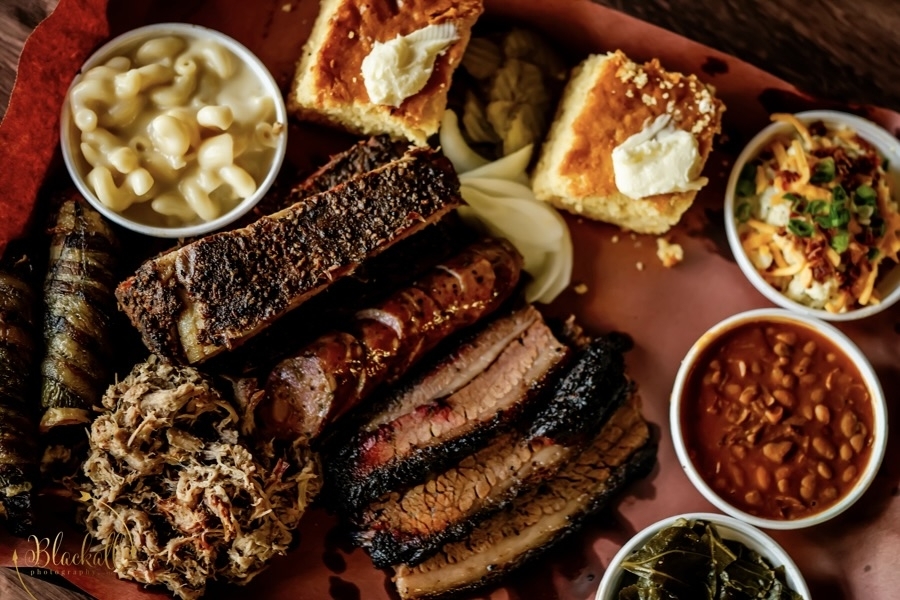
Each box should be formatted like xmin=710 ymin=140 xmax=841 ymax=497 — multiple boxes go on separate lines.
xmin=681 ymin=319 xmax=874 ymax=520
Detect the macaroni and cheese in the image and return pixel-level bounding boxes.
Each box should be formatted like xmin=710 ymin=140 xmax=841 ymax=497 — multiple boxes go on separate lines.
xmin=68 ymin=33 xmax=284 ymax=227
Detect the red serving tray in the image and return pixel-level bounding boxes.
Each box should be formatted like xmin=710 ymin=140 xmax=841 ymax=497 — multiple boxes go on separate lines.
xmin=0 ymin=1 xmax=898 ymax=599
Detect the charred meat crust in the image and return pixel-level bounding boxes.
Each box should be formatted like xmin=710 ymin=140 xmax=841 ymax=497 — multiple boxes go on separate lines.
xmin=325 ymin=311 xmax=568 ymax=512
xmin=293 ymin=135 xmax=412 ymax=198
xmin=116 ymin=147 xmax=462 ymax=363
xmin=208 ymin=216 xmax=477 ymax=376
xmin=248 ymin=135 xmax=412 ymax=222
xmin=392 ymin=401 xmax=657 ymax=600
xmin=357 ymin=433 xmax=563 ymax=568
xmin=527 ymin=335 xmax=632 ymax=445
xmin=352 ymin=336 xmax=632 ymax=568
xmin=0 ymin=257 xmax=38 ymax=536
xmin=395 ymin=444 xmax=657 ymax=600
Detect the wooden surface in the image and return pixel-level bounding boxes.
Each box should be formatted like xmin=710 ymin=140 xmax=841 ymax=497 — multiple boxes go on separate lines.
xmin=0 ymin=1 xmax=898 ymax=599
xmin=600 ymin=0 xmax=900 ymax=112
xmin=3 ymin=0 xmax=900 ymax=119
xmin=0 ymin=0 xmax=58 ymax=115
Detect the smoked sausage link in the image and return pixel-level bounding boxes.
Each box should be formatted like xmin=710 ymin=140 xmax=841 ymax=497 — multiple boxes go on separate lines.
xmin=260 ymin=238 xmax=523 ymax=440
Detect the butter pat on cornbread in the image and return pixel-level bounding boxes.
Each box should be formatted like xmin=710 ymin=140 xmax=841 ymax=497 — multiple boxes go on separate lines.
xmin=289 ymin=0 xmax=483 ymax=145
xmin=533 ymin=51 xmax=725 ymax=234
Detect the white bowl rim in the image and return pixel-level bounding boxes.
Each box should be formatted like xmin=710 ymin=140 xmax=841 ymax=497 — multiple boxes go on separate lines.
xmin=669 ymin=308 xmax=888 ymax=530
xmin=723 ymin=109 xmax=900 ymax=321
xmin=59 ymin=22 xmax=288 ymax=239
xmin=595 ymin=511 xmax=812 ymax=600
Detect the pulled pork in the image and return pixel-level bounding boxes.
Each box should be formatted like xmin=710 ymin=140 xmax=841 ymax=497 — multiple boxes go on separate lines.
xmin=82 ymin=355 xmax=319 ymax=599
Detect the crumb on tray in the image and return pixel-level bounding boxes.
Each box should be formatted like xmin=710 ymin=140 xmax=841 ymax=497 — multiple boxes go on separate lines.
xmin=656 ymin=237 xmax=684 ymax=267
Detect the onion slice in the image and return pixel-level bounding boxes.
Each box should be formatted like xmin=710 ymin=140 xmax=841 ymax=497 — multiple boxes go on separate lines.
xmin=440 ymin=110 xmax=573 ymax=304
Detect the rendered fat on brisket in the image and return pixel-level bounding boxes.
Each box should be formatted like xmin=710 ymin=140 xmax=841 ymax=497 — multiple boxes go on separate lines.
xmin=393 ymin=398 xmax=657 ymax=600
xmin=326 ymin=306 xmax=565 ymax=511
xmin=353 ymin=336 xmax=632 ymax=567
xmin=260 ymin=238 xmax=523 ymax=440
xmin=116 ymin=147 xmax=461 ymax=364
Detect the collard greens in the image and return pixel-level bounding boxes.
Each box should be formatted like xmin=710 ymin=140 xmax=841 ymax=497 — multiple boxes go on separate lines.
xmin=617 ymin=519 xmax=803 ymax=600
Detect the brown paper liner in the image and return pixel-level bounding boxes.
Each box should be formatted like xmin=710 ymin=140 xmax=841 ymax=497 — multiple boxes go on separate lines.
xmin=0 ymin=1 xmax=898 ymax=599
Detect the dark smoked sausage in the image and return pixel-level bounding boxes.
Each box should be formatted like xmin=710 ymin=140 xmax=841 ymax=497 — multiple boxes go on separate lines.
xmin=260 ymin=239 xmax=523 ymax=440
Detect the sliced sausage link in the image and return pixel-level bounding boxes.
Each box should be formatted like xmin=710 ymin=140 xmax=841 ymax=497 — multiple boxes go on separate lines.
xmin=261 ymin=239 xmax=523 ymax=439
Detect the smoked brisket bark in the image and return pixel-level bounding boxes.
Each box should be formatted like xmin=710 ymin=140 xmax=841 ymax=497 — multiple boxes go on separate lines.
xmin=392 ymin=398 xmax=657 ymax=600
xmin=116 ymin=147 xmax=462 ymax=364
xmin=325 ymin=306 xmax=569 ymax=512
xmin=352 ymin=335 xmax=632 ymax=567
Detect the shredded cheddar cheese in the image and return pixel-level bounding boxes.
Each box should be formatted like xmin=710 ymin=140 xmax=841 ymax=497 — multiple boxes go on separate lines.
xmin=772 ymin=113 xmax=812 ymax=147
xmin=734 ymin=113 xmax=899 ymax=312
xmin=791 ymin=139 xmax=810 ymax=184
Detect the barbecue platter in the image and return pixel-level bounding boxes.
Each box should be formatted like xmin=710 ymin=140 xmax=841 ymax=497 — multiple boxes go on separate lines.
xmin=0 ymin=1 xmax=898 ymax=600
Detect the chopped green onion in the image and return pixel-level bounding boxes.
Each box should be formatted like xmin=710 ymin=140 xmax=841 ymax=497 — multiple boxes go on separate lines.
xmin=870 ymin=217 xmax=887 ymax=238
xmin=832 ymin=204 xmax=851 ymax=228
xmin=736 ymin=163 xmax=757 ymax=197
xmin=856 ymin=204 xmax=875 ymax=222
xmin=735 ymin=202 xmax=752 ymax=223
xmin=808 ymin=200 xmax=828 ymax=216
xmin=811 ymin=157 xmax=836 ymax=183
xmin=815 ymin=203 xmax=851 ymax=229
xmin=788 ymin=219 xmax=814 ymax=237
xmin=883 ymin=158 xmax=891 ymax=171
xmin=868 ymin=247 xmax=881 ymax=262
xmin=830 ymin=231 xmax=849 ymax=253
xmin=831 ymin=185 xmax=848 ymax=204
xmin=854 ymin=184 xmax=877 ymax=206
xmin=793 ymin=199 xmax=809 ymax=214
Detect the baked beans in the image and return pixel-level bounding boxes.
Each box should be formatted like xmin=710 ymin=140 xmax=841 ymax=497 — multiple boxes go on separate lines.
xmin=680 ymin=319 xmax=874 ymax=520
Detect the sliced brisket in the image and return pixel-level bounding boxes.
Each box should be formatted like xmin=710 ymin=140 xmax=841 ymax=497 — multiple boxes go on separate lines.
xmin=326 ymin=307 xmax=569 ymax=511
xmin=393 ymin=398 xmax=657 ymax=600
xmin=352 ymin=336 xmax=632 ymax=567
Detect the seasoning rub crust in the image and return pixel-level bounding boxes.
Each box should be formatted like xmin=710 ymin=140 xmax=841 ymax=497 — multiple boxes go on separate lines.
xmin=116 ymin=147 xmax=462 ymax=364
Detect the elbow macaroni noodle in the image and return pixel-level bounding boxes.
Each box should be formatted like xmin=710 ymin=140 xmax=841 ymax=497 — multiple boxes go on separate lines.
xmin=68 ymin=34 xmax=283 ymax=226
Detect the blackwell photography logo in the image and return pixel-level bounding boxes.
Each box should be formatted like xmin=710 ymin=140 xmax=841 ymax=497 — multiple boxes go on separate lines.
xmin=9 ymin=531 xmax=122 ymax=598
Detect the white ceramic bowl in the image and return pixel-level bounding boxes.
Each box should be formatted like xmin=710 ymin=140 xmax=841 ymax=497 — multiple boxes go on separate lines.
xmin=60 ymin=23 xmax=287 ymax=238
xmin=724 ymin=110 xmax=900 ymax=321
xmin=670 ymin=308 xmax=887 ymax=530
xmin=596 ymin=512 xmax=811 ymax=600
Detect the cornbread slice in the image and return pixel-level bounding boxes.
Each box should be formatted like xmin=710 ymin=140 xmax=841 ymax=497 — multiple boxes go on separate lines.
xmin=533 ymin=51 xmax=725 ymax=234
xmin=289 ymin=0 xmax=484 ymax=145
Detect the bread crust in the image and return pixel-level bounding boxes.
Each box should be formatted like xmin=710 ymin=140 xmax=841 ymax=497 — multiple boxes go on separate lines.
xmin=289 ymin=0 xmax=483 ymax=145
xmin=533 ymin=51 xmax=725 ymax=234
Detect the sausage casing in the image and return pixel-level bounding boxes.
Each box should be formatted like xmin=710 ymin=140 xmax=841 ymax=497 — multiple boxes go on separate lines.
xmin=262 ymin=239 xmax=523 ymax=439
